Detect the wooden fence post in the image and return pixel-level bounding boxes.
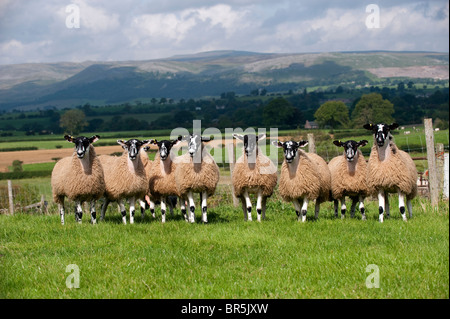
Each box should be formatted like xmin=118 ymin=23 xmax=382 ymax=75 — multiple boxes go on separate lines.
xmin=7 ymin=180 xmax=14 ymax=215
xmin=436 ymin=143 xmax=444 ymax=195
xmin=226 ymin=139 xmax=239 ymax=207
xmin=307 ymin=133 xmax=316 ymax=154
xmin=424 ymin=118 xmax=439 ymax=207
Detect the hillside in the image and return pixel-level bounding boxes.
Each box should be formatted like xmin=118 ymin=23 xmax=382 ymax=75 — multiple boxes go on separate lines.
xmin=0 ymin=50 xmax=448 ymax=111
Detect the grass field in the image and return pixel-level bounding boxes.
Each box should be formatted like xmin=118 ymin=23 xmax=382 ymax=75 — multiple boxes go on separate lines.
xmin=0 ymin=187 xmax=448 ymax=299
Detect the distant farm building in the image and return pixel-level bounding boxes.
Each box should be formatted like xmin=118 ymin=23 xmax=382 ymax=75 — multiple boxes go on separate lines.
xmin=304 ymin=120 xmax=319 ymax=129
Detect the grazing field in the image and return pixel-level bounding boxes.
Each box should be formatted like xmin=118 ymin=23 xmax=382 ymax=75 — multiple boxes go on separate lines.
xmin=0 ymin=186 xmax=448 ymax=299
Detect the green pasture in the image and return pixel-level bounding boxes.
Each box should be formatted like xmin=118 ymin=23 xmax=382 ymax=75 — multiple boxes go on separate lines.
xmin=0 ymin=186 xmax=448 ymax=299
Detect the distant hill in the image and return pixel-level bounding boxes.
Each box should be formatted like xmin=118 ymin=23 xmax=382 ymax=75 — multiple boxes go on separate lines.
xmin=0 ymin=50 xmax=448 ymax=111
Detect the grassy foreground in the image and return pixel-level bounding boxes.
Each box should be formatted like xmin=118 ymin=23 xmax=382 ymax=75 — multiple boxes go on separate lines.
xmin=0 ymin=195 xmax=448 ymax=299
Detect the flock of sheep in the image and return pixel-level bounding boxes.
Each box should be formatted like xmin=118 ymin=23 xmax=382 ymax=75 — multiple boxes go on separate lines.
xmin=51 ymin=122 xmax=418 ymax=225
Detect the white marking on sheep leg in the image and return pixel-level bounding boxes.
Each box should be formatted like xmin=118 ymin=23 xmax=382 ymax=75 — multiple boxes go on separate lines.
xmin=188 ymin=191 xmax=195 ymax=223
xmin=150 ymin=200 xmax=156 ymax=218
xmin=119 ymin=200 xmax=127 ymax=225
xmin=340 ymin=199 xmax=346 ymax=219
xmin=75 ymin=201 xmax=83 ymax=224
xmin=256 ymin=190 xmax=263 ymax=222
xmin=180 ymin=197 xmax=188 ymax=222
xmin=301 ymin=198 xmax=309 ymax=222
xmin=161 ymin=198 xmax=166 ymax=223
xmin=359 ymin=196 xmax=366 ymax=220
xmin=129 ymin=198 xmax=136 ymax=224
xmin=244 ymin=190 xmax=252 ymax=221
xmin=201 ymin=191 xmax=208 ymax=223
xmin=90 ymin=200 xmax=97 ymax=224
xmin=407 ymin=199 xmax=413 ymax=219
xmin=398 ymin=192 xmax=407 ymax=222
xmin=293 ymin=199 xmax=301 ymax=221
xmin=139 ymin=199 xmax=146 ymax=219
xmin=378 ymin=191 xmax=385 ymax=223
xmin=59 ymin=204 xmax=65 ymax=225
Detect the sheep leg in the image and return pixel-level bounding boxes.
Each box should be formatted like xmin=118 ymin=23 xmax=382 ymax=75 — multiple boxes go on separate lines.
xmin=90 ymin=200 xmax=97 ymax=224
xmin=378 ymin=191 xmax=385 ymax=223
xmin=407 ymin=199 xmax=413 ymax=219
xmin=333 ymin=199 xmax=338 ymax=218
xmin=75 ymin=201 xmax=83 ymax=224
xmin=261 ymin=196 xmax=267 ymax=220
xmin=314 ymin=200 xmax=320 ymax=219
xmin=161 ymin=198 xmax=166 ymax=223
xmin=385 ymin=194 xmax=390 ymax=218
xmin=139 ymin=199 xmax=147 ymax=219
xmin=244 ymin=190 xmax=252 ymax=221
xmin=188 ymin=191 xmax=196 ymax=223
xmin=359 ymin=196 xmax=366 ymax=220
xmin=119 ymin=200 xmax=127 ymax=225
xmin=340 ymin=198 xmax=346 ymax=219
xmin=149 ymin=199 xmax=156 ymax=218
xmin=180 ymin=197 xmax=188 ymax=222
xmin=292 ymin=199 xmax=301 ymax=221
xmin=168 ymin=198 xmax=175 ymax=217
xmin=350 ymin=197 xmax=358 ymax=218
xmin=129 ymin=198 xmax=136 ymax=224
xmin=100 ymin=198 xmax=110 ymax=221
xmin=398 ymin=192 xmax=407 ymax=222
xmin=240 ymin=196 xmax=247 ymax=221
xmin=256 ymin=190 xmax=263 ymax=222
xmin=301 ymin=198 xmax=309 ymax=222
xmin=201 ymin=191 xmax=208 ymax=223
xmin=58 ymin=203 xmax=65 ymax=225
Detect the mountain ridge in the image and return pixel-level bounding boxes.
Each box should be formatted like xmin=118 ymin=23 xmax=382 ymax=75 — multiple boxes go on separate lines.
xmin=0 ymin=50 xmax=448 ymax=111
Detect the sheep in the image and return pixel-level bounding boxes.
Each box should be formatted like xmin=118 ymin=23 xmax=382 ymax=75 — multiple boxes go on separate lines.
xmin=51 ymin=135 xmax=105 ymax=225
xmin=273 ymin=140 xmax=331 ymax=222
xmin=363 ymin=123 xmax=418 ymax=222
xmin=328 ymin=139 xmax=370 ymax=220
xmin=232 ymin=133 xmax=278 ymax=222
xmin=99 ymin=138 xmax=150 ymax=224
xmin=174 ymin=134 xmax=220 ymax=223
xmin=138 ymin=145 xmax=156 ymax=219
xmin=148 ymin=136 xmax=183 ymax=223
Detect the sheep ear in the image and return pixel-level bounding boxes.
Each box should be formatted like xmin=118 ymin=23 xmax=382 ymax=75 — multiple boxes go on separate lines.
xmin=272 ymin=140 xmax=283 ymax=148
xmin=171 ymin=138 xmax=181 ymax=146
xmin=117 ymin=139 xmax=127 ymax=149
xmin=363 ymin=124 xmax=373 ymax=131
xmin=298 ymin=140 xmax=308 ymax=148
xmin=233 ymin=133 xmax=244 ymax=140
xmin=257 ymin=133 xmax=266 ymax=142
xmin=389 ymin=123 xmax=399 ymax=130
xmin=177 ymin=135 xmax=182 ymax=141
xmin=333 ymin=140 xmax=343 ymax=147
xmin=358 ymin=140 xmax=369 ymax=147
xmin=64 ymin=135 xmax=74 ymax=143
xmin=89 ymin=135 xmax=100 ymax=144
xmin=182 ymin=135 xmax=190 ymax=141
xmin=151 ymin=139 xmax=158 ymax=145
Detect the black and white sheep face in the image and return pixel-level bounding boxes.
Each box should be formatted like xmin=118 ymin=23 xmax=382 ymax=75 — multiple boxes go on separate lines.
xmin=185 ymin=134 xmax=211 ymax=158
xmin=333 ymin=140 xmax=368 ymax=162
xmin=65 ymin=135 xmax=99 ymax=159
xmin=117 ymin=139 xmax=150 ymax=161
xmin=273 ymin=140 xmax=308 ymax=163
xmin=233 ymin=133 xmax=266 ymax=157
xmin=152 ymin=136 xmax=182 ymax=161
xmin=363 ymin=123 xmax=399 ymax=147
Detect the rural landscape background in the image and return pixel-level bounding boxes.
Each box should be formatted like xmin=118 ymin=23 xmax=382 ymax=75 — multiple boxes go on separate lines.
xmin=0 ymin=0 xmax=448 ymax=302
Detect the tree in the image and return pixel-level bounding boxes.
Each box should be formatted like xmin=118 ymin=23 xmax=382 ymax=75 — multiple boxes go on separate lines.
xmin=351 ymin=93 xmax=395 ymax=127
xmin=59 ymin=109 xmax=88 ymax=135
xmin=262 ymin=97 xmax=298 ymax=127
xmin=314 ymin=101 xmax=350 ymax=128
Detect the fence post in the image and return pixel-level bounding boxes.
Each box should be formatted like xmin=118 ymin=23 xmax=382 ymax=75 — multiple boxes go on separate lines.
xmin=226 ymin=139 xmax=239 ymax=207
xmin=7 ymin=180 xmax=14 ymax=215
xmin=436 ymin=143 xmax=444 ymax=195
xmin=424 ymin=118 xmax=439 ymax=207
xmin=307 ymin=133 xmax=316 ymax=154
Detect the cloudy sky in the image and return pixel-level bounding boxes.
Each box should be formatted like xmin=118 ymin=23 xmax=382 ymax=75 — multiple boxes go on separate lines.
xmin=0 ymin=0 xmax=448 ymax=65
